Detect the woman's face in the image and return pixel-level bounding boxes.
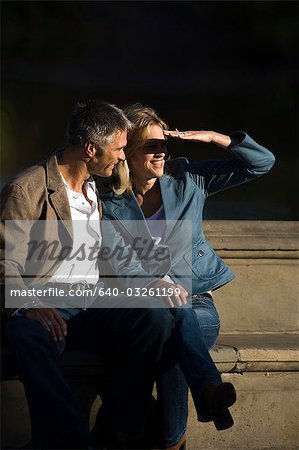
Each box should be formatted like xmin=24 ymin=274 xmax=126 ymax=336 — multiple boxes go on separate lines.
xmin=128 ymin=124 xmax=167 ymax=181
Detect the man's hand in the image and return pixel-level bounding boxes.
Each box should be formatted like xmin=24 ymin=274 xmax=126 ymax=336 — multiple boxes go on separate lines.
xmin=25 ymin=307 xmax=67 ymax=341
xmin=151 ymin=280 xmax=188 ymax=308
xmin=164 ymin=130 xmax=231 ymax=148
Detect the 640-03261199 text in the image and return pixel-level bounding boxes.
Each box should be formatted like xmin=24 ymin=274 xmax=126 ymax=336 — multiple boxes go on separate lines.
xmin=9 ymin=285 xmax=182 ymax=298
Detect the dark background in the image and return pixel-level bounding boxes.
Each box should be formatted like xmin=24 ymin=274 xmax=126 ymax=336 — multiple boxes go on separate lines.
xmin=1 ymin=1 xmax=298 ymax=219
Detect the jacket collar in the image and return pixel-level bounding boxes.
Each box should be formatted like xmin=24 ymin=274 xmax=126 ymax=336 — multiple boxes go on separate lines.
xmin=105 ymin=176 xmax=182 ymax=242
xmin=159 ymin=176 xmax=180 ymax=221
xmin=46 ymin=149 xmax=65 ymax=192
xmin=46 ymin=150 xmax=73 ymax=239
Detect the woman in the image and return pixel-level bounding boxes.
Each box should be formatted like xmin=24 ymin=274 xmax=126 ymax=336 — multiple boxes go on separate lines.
xmin=99 ymin=104 xmax=275 ymax=449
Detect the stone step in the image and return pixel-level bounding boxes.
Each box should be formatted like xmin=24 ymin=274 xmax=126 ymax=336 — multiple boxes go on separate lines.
xmin=215 ymin=333 xmax=299 ymax=372
xmin=2 ymin=333 xmax=298 ymax=449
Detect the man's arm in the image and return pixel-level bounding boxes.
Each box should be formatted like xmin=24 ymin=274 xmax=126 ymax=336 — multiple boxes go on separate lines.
xmin=1 ymin=183 xmax=67 ymax=341
xmin=0 ymin=183 xmax=35 ymax=309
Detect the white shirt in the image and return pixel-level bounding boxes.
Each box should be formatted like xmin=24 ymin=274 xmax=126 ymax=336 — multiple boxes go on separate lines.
xmin=49 ymin=175 xmax=101 ymax=285
xmin=146 ymin=205 xmax=173 ymax=284
xmin=146 ymin=205 xmax=166 ymax=245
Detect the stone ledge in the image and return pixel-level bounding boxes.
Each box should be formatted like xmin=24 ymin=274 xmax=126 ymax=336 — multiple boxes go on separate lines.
xmin=3 ymin=333 xmax=298 ymax=381
xmin=204 ymin=220 xmax=299 ymax=251
xmin=213 ymin=334 xmax=299 ymax=373
xmin=210 ymin=344 xmax=237 ymax=372
xmin=217 ymin=250 xmax=299 ymax=259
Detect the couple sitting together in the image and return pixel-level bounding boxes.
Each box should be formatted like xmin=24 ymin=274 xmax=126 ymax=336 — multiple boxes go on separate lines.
xmin=1 ymin=100 xmax=275 ymax=449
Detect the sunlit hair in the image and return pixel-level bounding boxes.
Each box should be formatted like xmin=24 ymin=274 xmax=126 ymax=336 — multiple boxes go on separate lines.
xmin=66 ymin=99 xmax=131 ymax=149
xmin=111 ymin=104 xmax=168 ymax=195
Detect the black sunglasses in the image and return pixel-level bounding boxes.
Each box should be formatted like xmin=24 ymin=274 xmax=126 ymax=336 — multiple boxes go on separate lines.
xmin=140 ymin=139 xmax=168 ymax=156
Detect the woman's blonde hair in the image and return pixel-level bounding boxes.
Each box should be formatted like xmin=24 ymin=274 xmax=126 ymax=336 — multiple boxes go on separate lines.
xmin=111 ymin=103 xmax=168 ymax=195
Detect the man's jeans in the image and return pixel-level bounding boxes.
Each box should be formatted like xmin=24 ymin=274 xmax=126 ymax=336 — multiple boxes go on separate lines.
xmin=7 ymin=296 xmax=174 ymax=449
xmin=156 ymin=294 xmax=221 ymax=448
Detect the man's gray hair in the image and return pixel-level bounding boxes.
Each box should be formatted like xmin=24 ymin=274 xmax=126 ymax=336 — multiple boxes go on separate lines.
xmin=66 ymin=99 xmax=131 ymax=148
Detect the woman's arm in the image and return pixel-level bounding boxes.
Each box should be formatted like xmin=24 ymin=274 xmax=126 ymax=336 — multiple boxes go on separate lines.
xmin=164 ymin=129 xmax=232 ymax=148
xmin=165 ymin=130 xmax=275 ymax=196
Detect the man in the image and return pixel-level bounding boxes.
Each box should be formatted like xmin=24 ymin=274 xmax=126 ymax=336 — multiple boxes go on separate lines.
xmin=0 ymin=100 xmax=174 ymax=449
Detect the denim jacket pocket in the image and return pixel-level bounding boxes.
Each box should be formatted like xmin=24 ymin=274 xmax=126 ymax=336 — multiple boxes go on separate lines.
xmin=183 ymin=242 xmax=226 ymax=281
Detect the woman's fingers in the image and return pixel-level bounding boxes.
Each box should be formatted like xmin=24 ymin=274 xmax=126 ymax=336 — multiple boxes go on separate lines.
xmin=170 ymin=289 xmax=182 ymax=306
xmin=164 ymin=130 xmax=183 ymax=137
xmin=151 ymin=279 xmax=188 ymax=308
xmin=175 ymin=284 xmax=188 ymax=305
xmin=164 ymin=296 xmax=175 ymax=308
xmin=164 ymin=130 xmax=193 ymax=140
xmin=169 ymin=284 xmax=188 ymax=307
xmin=164 ymin=130 xmax=213 ymax=143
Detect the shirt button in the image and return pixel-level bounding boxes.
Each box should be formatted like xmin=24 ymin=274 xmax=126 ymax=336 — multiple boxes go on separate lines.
xmin=198 ymin=250 xmax=205 ymax=257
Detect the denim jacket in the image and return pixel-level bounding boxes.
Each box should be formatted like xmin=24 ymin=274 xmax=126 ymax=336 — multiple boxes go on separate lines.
xmin=99 ymin=132 xmax=275 ymax=294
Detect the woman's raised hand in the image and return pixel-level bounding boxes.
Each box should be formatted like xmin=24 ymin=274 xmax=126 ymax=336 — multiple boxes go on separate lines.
xmin=164 ymin=129 xmax=214 ymax=143
xmin=164 ymin=129 xmax=231 ymax=148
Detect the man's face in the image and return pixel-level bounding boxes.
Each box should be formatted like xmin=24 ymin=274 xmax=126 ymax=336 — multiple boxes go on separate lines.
xmin=88 ymin=130 xmax=127 ymax=177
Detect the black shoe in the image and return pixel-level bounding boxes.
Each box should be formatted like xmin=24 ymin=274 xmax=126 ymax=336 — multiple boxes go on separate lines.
xmin=213 ymin=408 xmax=234 ymax=431
xmin=202 ymin=382 xmax=236 ymax=430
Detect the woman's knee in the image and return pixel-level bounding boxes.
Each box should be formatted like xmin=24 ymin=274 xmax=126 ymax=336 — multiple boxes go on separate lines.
xmin=192 ymin=308 xmax=220 ymax=350
xmin=192 ymin=296 xmax=220 ymax=328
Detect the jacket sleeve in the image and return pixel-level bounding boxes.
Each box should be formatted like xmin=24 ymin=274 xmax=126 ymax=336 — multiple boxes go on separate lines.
xmin=0 ymin=183 xmax=35 ymax=313
xmin=186 ymin=131 xmax=276 ymax=197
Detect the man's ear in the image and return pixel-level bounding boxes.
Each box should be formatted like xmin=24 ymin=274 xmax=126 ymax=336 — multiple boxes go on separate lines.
xmin=85 ymin=142 xmax=96 ymax=159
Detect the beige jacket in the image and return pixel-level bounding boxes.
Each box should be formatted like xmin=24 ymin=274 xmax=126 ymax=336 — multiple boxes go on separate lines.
xmin=0 ymin=152 xmax=102 ymax=310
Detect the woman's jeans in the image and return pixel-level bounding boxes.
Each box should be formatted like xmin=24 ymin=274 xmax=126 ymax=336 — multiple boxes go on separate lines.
xmin=156 ymin=293 xmax=221 ymax=448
